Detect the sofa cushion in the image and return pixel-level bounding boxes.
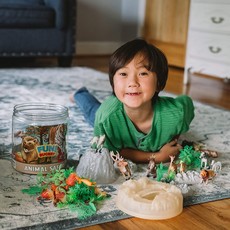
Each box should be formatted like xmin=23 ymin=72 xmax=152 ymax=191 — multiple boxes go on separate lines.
xmin=0 ymin=4 xmax=55 ymax=28
xmin=0 ymin=0 xmax=44 ymax=5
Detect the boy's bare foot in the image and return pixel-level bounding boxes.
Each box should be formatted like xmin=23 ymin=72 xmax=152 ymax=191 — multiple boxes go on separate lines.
xmin=69 ymin=93 xmax=75 ymax=103
xmin=69 ymin=85 xmax=86 ymax=103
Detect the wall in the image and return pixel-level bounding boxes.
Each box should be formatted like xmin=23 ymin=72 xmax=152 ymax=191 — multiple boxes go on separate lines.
xmin=76 ymin=0 xmax=146 ymax=55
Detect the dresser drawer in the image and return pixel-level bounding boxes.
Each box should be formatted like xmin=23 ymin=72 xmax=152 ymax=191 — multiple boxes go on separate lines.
xmin=190 ymin=2 xmax=230 ymax=33
xmin=188 ymin=31 xmax=230 ymax=64
xmin=186 ymin=57 xmax=230 ymax=79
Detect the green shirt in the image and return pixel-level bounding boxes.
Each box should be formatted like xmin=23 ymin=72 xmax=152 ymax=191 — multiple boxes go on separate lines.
xmin=94 ymin=95 xmax=194 ymax=152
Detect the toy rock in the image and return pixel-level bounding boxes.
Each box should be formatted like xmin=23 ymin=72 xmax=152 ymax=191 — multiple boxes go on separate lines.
xmin=76 ymin=135 xmax=118 ymax=184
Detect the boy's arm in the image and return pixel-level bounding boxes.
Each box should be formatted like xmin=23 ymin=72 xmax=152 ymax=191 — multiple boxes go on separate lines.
xmin=120 ymin=140 xmax=181 ymax=164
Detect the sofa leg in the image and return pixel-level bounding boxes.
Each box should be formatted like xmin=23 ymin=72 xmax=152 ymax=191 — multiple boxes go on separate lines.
xmin=58 ymin=56 xmax=72 ymax=67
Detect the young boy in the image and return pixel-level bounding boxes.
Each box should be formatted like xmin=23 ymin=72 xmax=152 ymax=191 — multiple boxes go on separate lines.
xmin=73 ymin=39 xmax=194 ymax=163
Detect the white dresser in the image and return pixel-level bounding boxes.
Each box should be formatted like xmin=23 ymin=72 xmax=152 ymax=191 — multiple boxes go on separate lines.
xmin=184 ymin=0 xmax=230 ymax=84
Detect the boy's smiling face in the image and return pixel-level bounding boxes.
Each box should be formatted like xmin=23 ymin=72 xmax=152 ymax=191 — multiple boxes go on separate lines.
xmin=113 ymin=53 xmax=157 ymax=111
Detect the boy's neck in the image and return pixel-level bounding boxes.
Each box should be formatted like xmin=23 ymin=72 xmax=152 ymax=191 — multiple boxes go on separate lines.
xmin=124 ymin=104 xmax=154 ymax=134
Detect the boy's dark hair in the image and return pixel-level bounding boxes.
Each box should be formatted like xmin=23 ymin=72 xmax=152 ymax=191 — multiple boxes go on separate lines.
xmin=109 ymin=38 xmax=168 ymax=99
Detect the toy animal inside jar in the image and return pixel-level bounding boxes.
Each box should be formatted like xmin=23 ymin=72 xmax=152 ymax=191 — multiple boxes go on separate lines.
xmin=12 ymin=103 xmax=69 ymax=174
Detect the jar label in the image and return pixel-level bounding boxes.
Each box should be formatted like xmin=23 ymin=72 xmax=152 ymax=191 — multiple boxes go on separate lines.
xmin=12 ymin=124 xmax=68 ymax=174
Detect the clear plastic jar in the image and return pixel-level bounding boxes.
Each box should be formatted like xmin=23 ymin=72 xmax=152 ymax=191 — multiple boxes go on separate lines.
xmin=12 ymin=103 xmax=69 ymax=174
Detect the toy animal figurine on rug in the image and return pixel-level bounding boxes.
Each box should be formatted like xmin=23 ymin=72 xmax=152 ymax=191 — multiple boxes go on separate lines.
xmin=200 ymin=169 xmax=216 ymax=184
xmin=200 ymin=151 xmax=209 ymax=169
xmin=76 ymin=135 xmax=118 ymax=184
xmin=146 ymin=154 xmax=157 ymax=178
xmin=210 ymin=160 xmax=222 ymax=173
xmin=110 ymin=151 xmax=132 ymax=180
xmin=168 ymin=155 xmax=178 ymax=173
xmin=199 ymin=150 xmax=221 ymax=171
xmin=178 ymin=161 xmax=186 ymax=173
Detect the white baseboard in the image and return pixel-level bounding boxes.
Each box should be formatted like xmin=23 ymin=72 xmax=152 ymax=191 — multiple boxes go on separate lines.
xmin=76 ymin=41 xmax=123 ymax=55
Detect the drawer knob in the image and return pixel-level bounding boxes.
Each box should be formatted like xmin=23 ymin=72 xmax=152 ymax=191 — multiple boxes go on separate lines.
xmin=209 ymin=46 xmax=222 ymax=53
xmin=211 ymin=17 xmax=224 ymax=24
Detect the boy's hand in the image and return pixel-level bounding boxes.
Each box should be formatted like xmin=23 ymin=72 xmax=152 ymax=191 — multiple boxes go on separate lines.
xmin=158 ymin=140 xmax=182 ymax=162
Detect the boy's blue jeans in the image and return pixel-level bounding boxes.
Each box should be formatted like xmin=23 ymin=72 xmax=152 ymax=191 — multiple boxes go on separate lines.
xmin=73 ymin=87 xmax=101 ymax=127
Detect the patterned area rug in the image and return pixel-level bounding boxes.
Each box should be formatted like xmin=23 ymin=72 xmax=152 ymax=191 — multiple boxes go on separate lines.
xmin=0 ymin=67 xmax=230 ymax=230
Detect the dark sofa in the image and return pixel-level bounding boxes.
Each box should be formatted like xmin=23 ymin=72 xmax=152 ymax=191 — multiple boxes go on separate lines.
xmin=0 ymin=0 xmax=76 ymax=67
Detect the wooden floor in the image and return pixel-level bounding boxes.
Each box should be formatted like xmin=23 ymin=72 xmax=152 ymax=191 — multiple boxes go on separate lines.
xmin=2 ymin=56 xmax=229 ymax=229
